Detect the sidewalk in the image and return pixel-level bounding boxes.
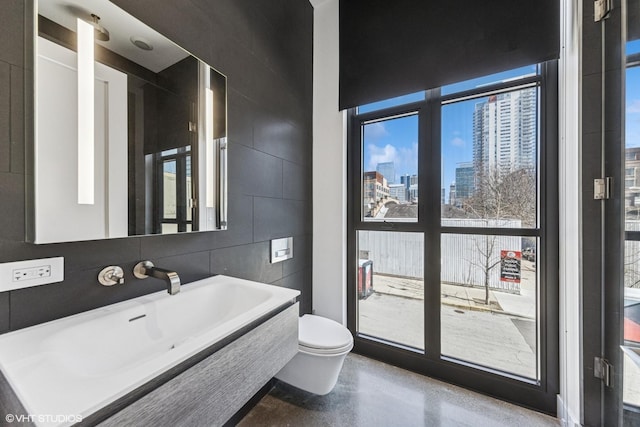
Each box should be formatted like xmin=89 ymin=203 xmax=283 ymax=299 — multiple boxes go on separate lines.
xmin=370 ymin=260 xmax=537 ymax=319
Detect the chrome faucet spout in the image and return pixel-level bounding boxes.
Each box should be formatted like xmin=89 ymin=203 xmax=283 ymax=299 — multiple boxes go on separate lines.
xmin=146 ymin=266 xmax=181 ymax=295
xmin=133 ymin=261 xmax=181 ymax=295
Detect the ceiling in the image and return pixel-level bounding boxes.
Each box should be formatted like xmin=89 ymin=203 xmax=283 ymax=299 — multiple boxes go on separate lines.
xmin=38 ymin=0 xmax=189 ymax=73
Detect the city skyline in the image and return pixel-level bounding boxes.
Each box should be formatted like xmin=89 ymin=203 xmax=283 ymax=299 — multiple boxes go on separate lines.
xmin=362 ymin=42 xmax=640 ymax=207
xmin=362 ymin=65 xmax=539 ymax=203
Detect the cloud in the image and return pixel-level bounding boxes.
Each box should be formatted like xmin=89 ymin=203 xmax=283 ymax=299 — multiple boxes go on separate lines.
xmin=366 ymin=142 xmax=418 ymax=176
xmin=628 ymin=99 xmax=640 ymax=113
xmin=398 ymin=142 xmax=419 ymax=173
xmin=451 ymin=137 xmax=466 ymax=147
xmin=367 ymin=144 xmax=398 ymax=171
xmin=364 ymin=122 xmax=390 ymax=139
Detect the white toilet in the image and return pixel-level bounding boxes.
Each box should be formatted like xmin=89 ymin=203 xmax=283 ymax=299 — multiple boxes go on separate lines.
xmin=275 ymin=314 xmax=354 ymax=395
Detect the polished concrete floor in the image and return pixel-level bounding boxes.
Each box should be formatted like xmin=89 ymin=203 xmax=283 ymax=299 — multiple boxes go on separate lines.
xmin=238 ymin=353 xmax=559 ymax=427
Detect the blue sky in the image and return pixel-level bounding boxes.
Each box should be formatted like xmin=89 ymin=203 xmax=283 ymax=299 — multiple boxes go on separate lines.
xmin=361 ymin=66 xmax=537 ymax=199
xmin=627 ymin=40 xmax=640 ymax=149
xmin=362 ymin=54 xmax=640 ymax=201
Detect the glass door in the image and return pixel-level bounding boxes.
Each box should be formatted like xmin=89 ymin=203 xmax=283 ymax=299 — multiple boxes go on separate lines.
xmin=620 ymin=4 xmax=640 ymax=422
xmin=594 ymin=1 xmax=640 ymax=424
xmin=156 ymin=146 xmax=193 ymax=233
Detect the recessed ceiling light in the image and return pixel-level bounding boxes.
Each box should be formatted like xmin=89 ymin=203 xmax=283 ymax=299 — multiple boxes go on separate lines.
xmin=130 ymin=36 xmax=153 ymax=51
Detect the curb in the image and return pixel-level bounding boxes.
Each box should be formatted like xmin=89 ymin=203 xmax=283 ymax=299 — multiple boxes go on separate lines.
xmin=369 ymin=290 xmax=533 ymax=319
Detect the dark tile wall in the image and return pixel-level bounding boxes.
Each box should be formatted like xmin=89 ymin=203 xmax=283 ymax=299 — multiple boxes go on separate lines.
xmin=0 ymin=0 xmax=313 ymax=333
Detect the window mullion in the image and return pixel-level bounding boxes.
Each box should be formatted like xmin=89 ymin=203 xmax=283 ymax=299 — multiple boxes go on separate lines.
xmin=423 ymin=88 xmax=442 ymax=359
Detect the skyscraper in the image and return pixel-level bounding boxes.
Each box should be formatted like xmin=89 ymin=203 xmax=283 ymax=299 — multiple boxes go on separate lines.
xmin=455 ymin=162 xmax=475 ymax=202
xmin=472 ymin=88 xmax=537 ymax=175
xmin=376 ymin=162 xmax=396 ymax=184
xmin=449 ymin=182 xmax=457 ymax=206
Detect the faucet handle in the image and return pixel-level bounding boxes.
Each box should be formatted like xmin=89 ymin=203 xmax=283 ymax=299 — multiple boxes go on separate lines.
xmin=133 ymin=260 xmax=154 ymax=279
xmin=98 ymin=266 xmax=125 ymax=286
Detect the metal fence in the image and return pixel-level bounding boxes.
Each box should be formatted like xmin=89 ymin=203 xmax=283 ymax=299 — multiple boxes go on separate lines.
xmin=358 ymin=219 xmax=523 ymax=293
xmin=626 ymin=221 xmax=640 ymax=289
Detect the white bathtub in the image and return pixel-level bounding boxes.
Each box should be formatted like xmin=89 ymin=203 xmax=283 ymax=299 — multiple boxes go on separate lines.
xmin=0 ymin=275 xmax=300 ymax=426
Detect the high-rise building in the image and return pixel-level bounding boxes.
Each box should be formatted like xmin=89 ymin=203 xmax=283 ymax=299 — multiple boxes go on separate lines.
xmin=472 ymin=88 xmax=537 ymax=175
xmin=408 ymin=184 xmax=418 ymax=203
xmin=376 ymin=162 xmax=396 ymax=184
xmin=389 ymin=184 xmax=407 ymax=203
xmin=625 ymin=147 xmax=640 ymax=210
xmin=400 ymin=174 xmax=409 ymax=187
xmin=400 ymin=173 xmax=418 ymax=187
xmin=455 ymin=162 xmax=475 ymax=203
xmin=449 ymin=182 xmax=456 ymax=206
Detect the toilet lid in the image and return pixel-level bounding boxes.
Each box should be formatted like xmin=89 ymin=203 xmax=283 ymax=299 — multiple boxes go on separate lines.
xmin=299 ymin=314 xmax=354 ymax=350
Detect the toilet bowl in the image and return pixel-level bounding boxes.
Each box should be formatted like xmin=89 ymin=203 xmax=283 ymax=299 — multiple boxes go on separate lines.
xmin=275 ymin=314 xmax=354 ymax=395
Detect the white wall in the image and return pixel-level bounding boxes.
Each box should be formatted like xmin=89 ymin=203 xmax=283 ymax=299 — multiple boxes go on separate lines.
xmin=312 ymin=0 xmax=347 ymax=324
xmin=36 ymin=37 xmax=128 ymax=244
xmin=558 ymin=0 xmax=583 ymax=425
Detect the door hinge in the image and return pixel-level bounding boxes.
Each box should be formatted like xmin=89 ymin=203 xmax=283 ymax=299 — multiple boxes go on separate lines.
xmin=594 ymin=177 xmax=612 ymax=200
xmin=188 ymin=121 xmax=197 ymax=133
xmin=594 ymin=357 xmax=612 ymax=387
xmin=594 ymin=0 xmax=613 ymax=21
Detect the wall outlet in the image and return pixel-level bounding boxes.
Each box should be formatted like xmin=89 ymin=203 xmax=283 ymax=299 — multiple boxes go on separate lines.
xmin=0 ymin=257 xmax=64 ymax=292
xmin=13 ymin=265 xmax=52 ymax=282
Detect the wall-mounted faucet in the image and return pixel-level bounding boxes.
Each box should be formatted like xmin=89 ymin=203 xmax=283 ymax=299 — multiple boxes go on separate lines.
xmin=133 ymin=261 xmax=181 ymax=295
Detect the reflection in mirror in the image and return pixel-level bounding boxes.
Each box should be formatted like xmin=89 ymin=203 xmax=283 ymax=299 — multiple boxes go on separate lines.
xmin=33 ymin=0 xmax=227 ymax=243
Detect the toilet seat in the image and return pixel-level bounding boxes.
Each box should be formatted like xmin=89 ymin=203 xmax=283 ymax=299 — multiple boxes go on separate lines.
xmin=298 ymin=314 xmax=353 ymax=354
xmin=299 ymin=342 xmax=353 ymax=356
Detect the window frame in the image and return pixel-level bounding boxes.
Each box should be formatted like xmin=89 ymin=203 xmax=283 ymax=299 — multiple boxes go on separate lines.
xmin=346 ymin=61 xmax=559 ymax=414
xmin=154 ymin=146 xmax=194 ymax=234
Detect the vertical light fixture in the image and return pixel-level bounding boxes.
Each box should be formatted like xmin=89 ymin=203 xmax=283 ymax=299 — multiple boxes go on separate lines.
xmin=77 ymin=17 xmax=94 ymax=204
xmin=205 ymin=88 xmax=215 ymax=208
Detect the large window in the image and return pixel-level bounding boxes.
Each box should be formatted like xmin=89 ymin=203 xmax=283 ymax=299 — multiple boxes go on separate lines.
xmin=348 ymin=63 xmax=557 ymax=413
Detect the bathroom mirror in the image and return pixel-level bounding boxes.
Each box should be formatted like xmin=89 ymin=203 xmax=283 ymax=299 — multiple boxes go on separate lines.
xmin=32 ymin=0 xmax=227 ymax=244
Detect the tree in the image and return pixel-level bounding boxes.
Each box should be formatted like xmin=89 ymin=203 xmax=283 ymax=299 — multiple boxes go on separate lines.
xmin=625 ymin=240 xmax=640 ymax=289
xmin=460 ymin=167 xmax=535 ymax=304
xmin=468 ymin=234 xmax=501 ymax=305
xmin=463 ymin=167 xmax=536 ymax=228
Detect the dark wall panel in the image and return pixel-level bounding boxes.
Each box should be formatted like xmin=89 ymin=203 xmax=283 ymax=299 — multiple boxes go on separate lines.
xmin=210 ymin=241 xmax=283 ymax=284
xmin=0 ymin=293 xmax=8 ymax=334
xmin=0 ymin=63 xmax=10 ymax=173
xmin=0 ymin=0 xmax=25 ymax=68
xmin=0 ymin=0 xmax=313 ymax=332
